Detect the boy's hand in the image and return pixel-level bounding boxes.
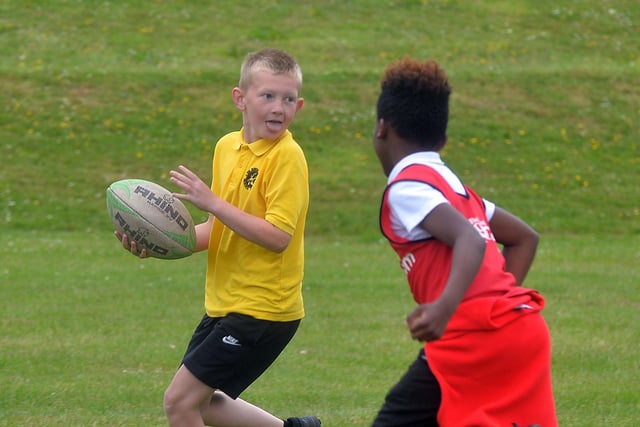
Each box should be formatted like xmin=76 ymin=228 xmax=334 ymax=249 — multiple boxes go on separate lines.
xmin=405 ymin=301 xmax=453 ymax=342
xmin=170 ymin=165 xmax=217 ymax=213
xmin=114 ymin=231 xmax=148 ymax=258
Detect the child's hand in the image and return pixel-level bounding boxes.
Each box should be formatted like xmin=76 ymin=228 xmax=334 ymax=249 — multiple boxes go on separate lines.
xmin=170 ymin=165 xmax=216 ymax=213
xmin=114 ymin=231 xmax=148 ymax=258
xmin=405 ymin=301 xmax=452 ymax=342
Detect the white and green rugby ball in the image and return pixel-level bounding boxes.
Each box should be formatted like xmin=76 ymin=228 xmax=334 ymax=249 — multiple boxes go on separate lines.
xmin=106 ymin=179 xmax=196 ymax=259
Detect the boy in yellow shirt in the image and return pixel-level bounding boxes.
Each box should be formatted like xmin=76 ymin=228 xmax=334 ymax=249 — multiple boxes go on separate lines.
xmin=117 ymin=48 xmax=319 ymax=427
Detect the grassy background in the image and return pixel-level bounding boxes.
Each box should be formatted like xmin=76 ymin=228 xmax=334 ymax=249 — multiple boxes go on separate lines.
xmin=1 ymin=0 xmax=639 ymax=426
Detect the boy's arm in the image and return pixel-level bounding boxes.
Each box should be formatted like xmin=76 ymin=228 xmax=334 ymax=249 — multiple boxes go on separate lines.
xmin=170 ymin=165 xmax=292 ymax=253
xmin=205 ymin=198 xmax=291 ymax=252
xmin=193 ymin=215 xmax=213 ymax=252
xmin=405 ymin=203 xmax=486 ymax=342
xmin=489 ymin=206 xmax=539 ymax=286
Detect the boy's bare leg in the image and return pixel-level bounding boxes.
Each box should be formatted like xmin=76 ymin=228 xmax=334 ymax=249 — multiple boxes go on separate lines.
xmin=164 ymin=364 xmax=282 ymax=427
xmin=201 ymin=392 xmax=284 ymax=427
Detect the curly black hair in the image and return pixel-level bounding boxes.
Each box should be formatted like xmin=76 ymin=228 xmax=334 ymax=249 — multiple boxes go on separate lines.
xmin=376 ymin=58 xmax=451 ymax=149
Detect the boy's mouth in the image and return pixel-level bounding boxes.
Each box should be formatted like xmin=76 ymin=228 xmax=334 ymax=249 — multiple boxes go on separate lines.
xmin=265 ymin=120 xmax=284 ymax=132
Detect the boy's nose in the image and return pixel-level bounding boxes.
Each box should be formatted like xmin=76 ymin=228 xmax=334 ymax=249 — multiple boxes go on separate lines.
xmin=271 ymin=100 xmax=285 ymax=113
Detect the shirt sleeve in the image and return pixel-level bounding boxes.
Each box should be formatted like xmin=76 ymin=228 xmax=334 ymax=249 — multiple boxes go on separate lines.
xmin=483 ymin=198 xmax=496 ymax=220
xmin=264 ymin=144 xmax=309 ymax=236
xmin=388 ymin=181 xmax=448 ymax=234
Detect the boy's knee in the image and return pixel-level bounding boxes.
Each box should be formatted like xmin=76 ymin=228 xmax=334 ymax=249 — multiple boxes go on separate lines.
xmin=163 ymin=387 xmax=186 ymax=417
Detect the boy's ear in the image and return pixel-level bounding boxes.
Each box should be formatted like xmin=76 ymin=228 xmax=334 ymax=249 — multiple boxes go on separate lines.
xmin=295 ymin=97 xmax=304 ymax=112
xmin=375 ymin=118 xmax=388 ymax=139
xmin=232 ymin=87 xmax=245 ymax=111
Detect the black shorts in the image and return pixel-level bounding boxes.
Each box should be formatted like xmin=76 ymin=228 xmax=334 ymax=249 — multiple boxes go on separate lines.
xmin=182 ymin=312 xmax=300 ymax=399
xmin=371 ymin=348 xmax=441 ymax=427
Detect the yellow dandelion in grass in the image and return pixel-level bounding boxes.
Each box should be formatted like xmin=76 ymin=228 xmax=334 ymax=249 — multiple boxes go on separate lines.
xmin=590 ymin=138 xmax=600 ymax=150
xmin=104 ymin=118 xmax=113 ymax=127
xmin=60 ymin=121 xmax=68 ymax=129
xmin=518 ymin=129 xmax=526 ymax=136
xmin=354 ymin=132 xmax=363 ymax=140
xmin=532 ymin=183 xmax=540 ymax=190
xmin=561 ymin=128 xmax=568 ymax=141
xmin=139 ymin=27 xmax=154 ymax=33
xmin=136 ymin=152 xmax=143 ymax=159
xmin=504 ymin=138 xmax=512 ymax=145
xmin=470 ymin=137 xmax=478 ymax=144
xmin=324 ymin=125 xmax=332 ymax=132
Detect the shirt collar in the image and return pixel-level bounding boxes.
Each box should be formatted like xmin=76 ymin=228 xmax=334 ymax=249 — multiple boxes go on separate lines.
xmin=232 ymin=128 xmax=291 ymax=156
xmin=388 ymin=151 xmax=444 ymax=183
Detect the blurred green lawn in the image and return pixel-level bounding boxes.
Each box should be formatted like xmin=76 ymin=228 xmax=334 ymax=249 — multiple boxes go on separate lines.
xmin=1 ymin=1 xmax=639 ymax=426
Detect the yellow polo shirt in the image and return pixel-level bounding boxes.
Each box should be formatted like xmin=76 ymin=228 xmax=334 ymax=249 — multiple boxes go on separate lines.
xmin=204 ymin=128 xmax=309 ymax=321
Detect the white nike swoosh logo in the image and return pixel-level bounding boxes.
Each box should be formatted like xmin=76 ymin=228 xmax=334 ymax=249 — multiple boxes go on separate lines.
xmin=222 ymin=335 xmax=242 ymax=346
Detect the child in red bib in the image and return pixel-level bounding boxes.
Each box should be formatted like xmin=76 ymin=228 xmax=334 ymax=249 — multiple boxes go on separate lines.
xmin=371 ymin=58 xmax=557 ymax=427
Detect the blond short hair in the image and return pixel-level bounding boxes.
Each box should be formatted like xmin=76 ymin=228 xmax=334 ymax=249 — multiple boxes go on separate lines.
xmin=238 ymin=48 xmax=303 ymax=91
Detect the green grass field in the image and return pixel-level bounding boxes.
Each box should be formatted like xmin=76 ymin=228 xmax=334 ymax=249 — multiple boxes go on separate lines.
xmin=1 ymin=1 xmax=639 ymax=426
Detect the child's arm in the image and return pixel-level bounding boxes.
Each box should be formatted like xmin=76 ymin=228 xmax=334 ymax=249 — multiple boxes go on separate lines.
xmin=405 ymin=203 xmax=486 ymax=342
xmin=170 ymin=165 xmax=291 ymax=253
xmin=489 ymin=207 xmax=539 ymax=286
xmin=193 ymin=215 xmax=213 ymax=252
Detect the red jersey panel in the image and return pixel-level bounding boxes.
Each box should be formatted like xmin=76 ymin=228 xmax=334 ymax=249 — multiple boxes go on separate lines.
xmin=380 ymin=163 xmax=516 ymax=304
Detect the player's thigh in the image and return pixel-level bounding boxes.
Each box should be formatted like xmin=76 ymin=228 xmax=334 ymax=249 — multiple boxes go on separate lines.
xmin=165 ymin=364 xmax=214 ymax=408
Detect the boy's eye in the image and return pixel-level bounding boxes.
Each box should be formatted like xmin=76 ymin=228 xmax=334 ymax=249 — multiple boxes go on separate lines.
xmin=260 ymin=93 xmax=296 ymax=103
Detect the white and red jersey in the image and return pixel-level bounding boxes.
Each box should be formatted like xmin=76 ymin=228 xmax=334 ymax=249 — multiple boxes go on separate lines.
xmin=379 ymin=152 xmax=516 ymax=305
xmin=379 ymin=152 xmax=557 ymax=426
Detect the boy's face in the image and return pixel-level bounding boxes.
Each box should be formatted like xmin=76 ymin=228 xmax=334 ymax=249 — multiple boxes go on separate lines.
xmin=232 ymin=70 xmax=304 ymax=143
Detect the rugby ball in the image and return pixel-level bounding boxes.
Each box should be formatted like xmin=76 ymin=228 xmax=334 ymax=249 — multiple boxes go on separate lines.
xmin=106 ymin=179 xmax=196 ymax=259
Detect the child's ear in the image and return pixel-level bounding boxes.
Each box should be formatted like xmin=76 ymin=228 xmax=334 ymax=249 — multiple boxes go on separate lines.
xmin=231 ymin=87 xmax=245 ymax=111
xmin=295 ymin=97 xmax=304 ymax=112
xmin=375 ymin=118 xmax=388 ymax=139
